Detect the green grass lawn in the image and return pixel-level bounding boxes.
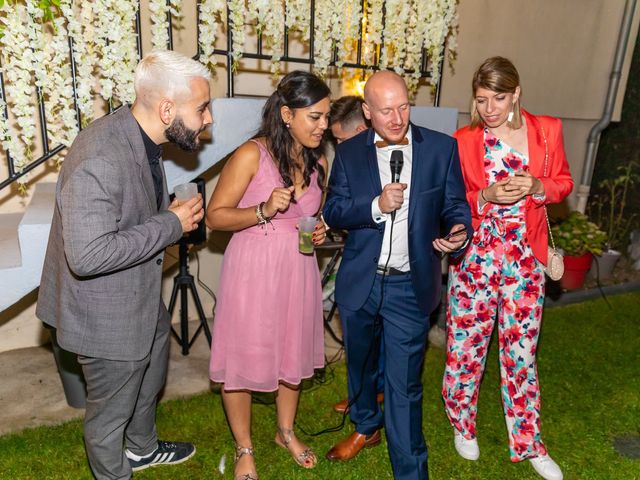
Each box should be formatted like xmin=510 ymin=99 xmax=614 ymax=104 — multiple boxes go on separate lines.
xmin=1 ymin=292 xmax=638 ymax=479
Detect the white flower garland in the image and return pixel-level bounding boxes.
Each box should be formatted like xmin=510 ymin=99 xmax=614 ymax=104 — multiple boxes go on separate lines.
xmin=26 ymin=2 xmax=48 ymax=91
xmin=199 ymin=0 xmax=226 ymax=71
xmin=312 ymin=0 xmax=334 ymax=77
xmin=41 ymin=0 xmax=79 ymax=149
xmin=0 ymin=0 xmax=459 ymax=190
xmin=149 ymin=0 xmax=183 ymax=50
xmin=404 ymin=0 xmax=424 ymax=94
xmin=421 ymin=0 xmax=457 ymax=87
xmin=363 ymin=0 xmax=383 ymax=66
xmin=248 ymin=0 xmax=284 ymax=75
xmin=113 ymin=0 xmax=138 ymax=104
xmin=93 ymin=0 xmax=138 ymax=105
xmin=0 ymin=97 xmax=8 ymax=159
xmin=93 ymin=0 xmax=117 ymax=102
xmin=285 ymin=0 xmax=310 ymax=39
xmin=149 ymin=0 xmax=170 ymax=50
xmin=228 ymin=0 xmax=245 ymax=72
xmin=68 ymin=0 xmax=98 ymax=127
xmin=375 ymin=0 xmax=458 ymax=94
xmin=335 ymin=0 xmax=362 ymax=69
xmin=379 ymin=0 xmax=410 ymax=72
xmin=0 ymin=2 xmax=38 ymax=180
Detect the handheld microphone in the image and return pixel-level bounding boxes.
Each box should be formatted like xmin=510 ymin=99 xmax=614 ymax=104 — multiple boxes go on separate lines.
xmin=390 ymin=150 xmax=404 ymax=220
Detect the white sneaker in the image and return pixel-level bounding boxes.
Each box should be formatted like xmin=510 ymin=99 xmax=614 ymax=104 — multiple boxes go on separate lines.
xmin=453 ymin=429 xmax=479 ymax=460
xmin=530 ymin=454 xmax=563 ymax=480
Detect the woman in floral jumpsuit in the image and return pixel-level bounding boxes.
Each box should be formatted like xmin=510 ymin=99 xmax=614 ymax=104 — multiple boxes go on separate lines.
xmin=442 ymin=57 xmax=573 ymax=480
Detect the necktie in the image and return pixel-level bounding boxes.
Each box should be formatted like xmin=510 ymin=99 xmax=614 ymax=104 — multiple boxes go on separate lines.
xmin=375 ymin=137 xmax=409 ymax=148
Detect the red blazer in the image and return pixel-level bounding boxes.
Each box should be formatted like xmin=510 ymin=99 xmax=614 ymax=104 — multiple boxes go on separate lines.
xmin=454 ymin=109 xmax=574 ymax=265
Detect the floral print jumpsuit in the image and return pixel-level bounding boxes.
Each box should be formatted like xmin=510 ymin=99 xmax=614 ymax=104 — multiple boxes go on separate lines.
xmin=442 ymin=129 xmax=548 ymax=461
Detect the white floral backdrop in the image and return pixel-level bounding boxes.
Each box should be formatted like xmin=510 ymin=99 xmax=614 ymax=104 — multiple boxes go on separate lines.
xmin=0 ymin=0 xmax=457 ymax=187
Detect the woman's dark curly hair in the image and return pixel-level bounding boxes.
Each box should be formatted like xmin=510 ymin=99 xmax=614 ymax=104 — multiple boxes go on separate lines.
xmin=255 ymin=70 xmax=330 ymax=193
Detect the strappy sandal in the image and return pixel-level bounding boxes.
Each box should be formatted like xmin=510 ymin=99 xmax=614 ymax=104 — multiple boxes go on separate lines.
xmin=234 ymin=445 xmax=259 ymax=480
xmin=274 ymin=427 xmax=317 ymax=469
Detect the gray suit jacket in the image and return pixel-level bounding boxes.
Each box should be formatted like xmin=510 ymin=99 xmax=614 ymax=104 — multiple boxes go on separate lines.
xmin=36 ymin=107 xmax=183 ymax=361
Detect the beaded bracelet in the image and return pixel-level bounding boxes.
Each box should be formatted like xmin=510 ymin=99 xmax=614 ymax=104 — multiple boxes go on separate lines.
xmin=255 ymin=202 xmax=267 ymax=225
xmin=255 ymin=202 xmax=273 ymax=225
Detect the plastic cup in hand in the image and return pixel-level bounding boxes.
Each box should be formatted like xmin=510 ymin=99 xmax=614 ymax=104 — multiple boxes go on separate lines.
xmin=174 ymin=182 xmax=198 ymax=203
xmin=298 ymin=216 xmax=317 ymax=254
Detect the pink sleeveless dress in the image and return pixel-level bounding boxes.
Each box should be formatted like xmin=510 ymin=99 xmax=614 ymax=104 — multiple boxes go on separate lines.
xmin=209 ymin=140 xmax=325 ymax=392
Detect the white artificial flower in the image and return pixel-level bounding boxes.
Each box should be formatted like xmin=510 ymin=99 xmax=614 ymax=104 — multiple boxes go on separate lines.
xmin=334 ymin=0 xmax=361 ymax=69
xmin=93 ymin=0 xmax=137 ymax=105
xmin=363 ymin=0 xmax=384 ymax=66
xmin=0 ymin=0 xmax=459 ymax=189
xmin=286 ymin=0 xmax=310 ymax=39
xmin=415 ymin=0 xmax=458 ymax=91
xmin=149 ymin=0 xmax=169 ymax=50
xmin=38 ymin=3 xmax=80 ymax=151
xmin=228 ymin=0 xmax=245 ymax=72
xmin=68 ymin=0 xmax=99 ymax=126
xmin=149 ymin=0 xmax=182 ymax=50
xmin=199 ymin=0 xmax=226 ymax=71
xmin=312 ymin=0 xmax=334 ymax=77
xmin=248 ymin=0 xmax=285 ymax=76
xmin=0 ymin=2 xmax=37 ymax=174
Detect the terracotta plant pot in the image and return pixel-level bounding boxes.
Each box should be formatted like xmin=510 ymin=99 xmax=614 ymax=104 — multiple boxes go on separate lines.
xmin=560 ymin=253 xmax=593 ymax=290
xmin=588 ymin=249 xmax=622 ymax=281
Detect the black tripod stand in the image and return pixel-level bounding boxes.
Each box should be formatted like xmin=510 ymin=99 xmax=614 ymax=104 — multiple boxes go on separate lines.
xmin=168 ymin=239 xmax=212 ymax=355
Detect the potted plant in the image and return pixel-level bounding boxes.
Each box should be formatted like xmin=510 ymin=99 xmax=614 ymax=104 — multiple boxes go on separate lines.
xmin=587 ymin=161 xmax=639 ymax=280
xmin=551 ymin=211 xmax=607 ymax=290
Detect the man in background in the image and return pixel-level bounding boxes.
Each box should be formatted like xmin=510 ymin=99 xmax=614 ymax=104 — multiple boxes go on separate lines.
xmin=36 ymin=50 xmax=212 ymax=479
xmin=329 ymin=95 xmax=369 ymax=144
xmin=327 ymin=96 xmax=385 ymax=416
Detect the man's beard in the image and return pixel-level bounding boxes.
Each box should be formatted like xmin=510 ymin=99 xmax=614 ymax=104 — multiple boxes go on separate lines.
xmin=165 ymin=117 xmax=201 ymax=152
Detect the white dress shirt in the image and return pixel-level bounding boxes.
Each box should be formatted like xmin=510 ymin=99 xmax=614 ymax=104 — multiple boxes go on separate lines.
xmin=370 ymin=129 xmax=413 ymax=272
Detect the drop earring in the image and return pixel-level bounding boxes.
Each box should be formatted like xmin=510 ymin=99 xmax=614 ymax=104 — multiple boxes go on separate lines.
xmin=507 ymin=110 xmax=514 ymax=123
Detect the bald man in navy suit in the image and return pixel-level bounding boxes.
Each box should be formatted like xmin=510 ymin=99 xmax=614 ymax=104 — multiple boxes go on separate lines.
xmin=324 ymin=71 xmax=471 ymax=480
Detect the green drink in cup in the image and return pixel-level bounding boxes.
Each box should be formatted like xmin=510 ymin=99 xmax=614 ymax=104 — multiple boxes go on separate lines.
xmin=298 ymin=216 xmax=316 ymax=254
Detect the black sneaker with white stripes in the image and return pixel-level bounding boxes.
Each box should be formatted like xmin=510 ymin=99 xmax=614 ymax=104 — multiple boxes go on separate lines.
xmin=126 ymin=440 xmax=196 ymax=471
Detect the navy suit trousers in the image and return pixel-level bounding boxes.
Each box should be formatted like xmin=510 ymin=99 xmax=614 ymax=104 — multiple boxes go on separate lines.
xmin=339 ymin=272 xmax=430 ymax=480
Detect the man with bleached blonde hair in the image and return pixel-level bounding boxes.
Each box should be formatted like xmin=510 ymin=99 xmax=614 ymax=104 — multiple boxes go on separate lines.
xmin=37 ymin=50 xmax=212 ymax=479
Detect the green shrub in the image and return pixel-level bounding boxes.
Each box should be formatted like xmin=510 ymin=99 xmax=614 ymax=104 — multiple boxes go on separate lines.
xmin=551 ymin=211 xmax=607 ymax=256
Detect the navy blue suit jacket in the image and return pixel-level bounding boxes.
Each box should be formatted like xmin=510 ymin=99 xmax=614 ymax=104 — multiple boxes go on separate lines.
xmin=323 ymin=124 xmax=472 ymax=315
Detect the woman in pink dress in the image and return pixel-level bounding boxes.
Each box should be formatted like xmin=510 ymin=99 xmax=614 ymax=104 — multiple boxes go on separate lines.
xmin=206 ymin=71 xmax=330 ymax=480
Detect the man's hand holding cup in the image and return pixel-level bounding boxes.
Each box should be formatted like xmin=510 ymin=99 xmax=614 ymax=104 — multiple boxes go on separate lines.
xmin=169 ymin=194 xmax=204 ymax=233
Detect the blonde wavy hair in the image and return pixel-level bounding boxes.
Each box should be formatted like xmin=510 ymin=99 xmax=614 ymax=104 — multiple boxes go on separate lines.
xmin=470 ymin=56 xmax=522 ymax=130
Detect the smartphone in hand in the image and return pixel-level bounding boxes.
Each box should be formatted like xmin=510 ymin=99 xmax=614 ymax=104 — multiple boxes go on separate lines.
xmin=443 ymin=227 xmax=467 ymax=241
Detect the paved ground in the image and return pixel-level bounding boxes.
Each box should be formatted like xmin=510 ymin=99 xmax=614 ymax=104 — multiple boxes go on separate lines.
xmin=0 ymin=318 xmax=344 ymax=436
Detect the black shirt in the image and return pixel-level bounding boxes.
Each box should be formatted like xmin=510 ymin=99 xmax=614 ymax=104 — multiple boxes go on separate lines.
xmin=137 ymin=123 xmax=164 ymax=210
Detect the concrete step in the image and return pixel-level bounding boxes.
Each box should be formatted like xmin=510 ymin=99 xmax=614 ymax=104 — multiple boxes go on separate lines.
xmin=0 ymin=182 xmax=55 ymax=312
xmin=0 ymin=213 xmax=23 ymax=269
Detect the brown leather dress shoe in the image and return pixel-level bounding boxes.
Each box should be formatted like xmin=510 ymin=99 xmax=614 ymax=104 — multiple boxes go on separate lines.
xmin=325 ymin=430 xmax=382 ymax=461
xmin=333 ymin=393 xmax=385 ymax=414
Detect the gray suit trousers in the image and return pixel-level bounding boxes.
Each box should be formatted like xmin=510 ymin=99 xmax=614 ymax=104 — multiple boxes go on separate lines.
xmin=78 ymin=312 xmax=170 ymax=480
